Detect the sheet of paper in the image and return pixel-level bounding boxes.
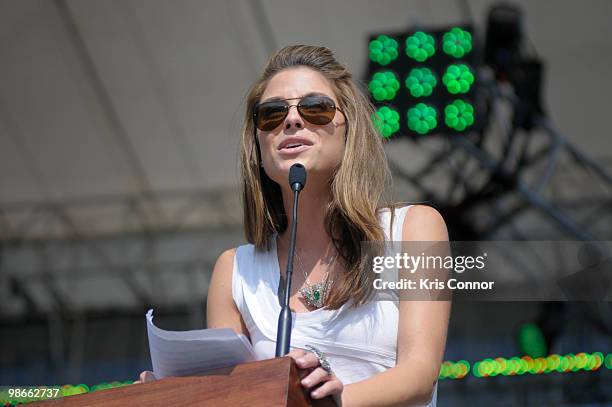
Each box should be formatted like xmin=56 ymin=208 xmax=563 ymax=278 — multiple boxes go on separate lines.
xmin=146 ymin=309 xmax=256 ymax=378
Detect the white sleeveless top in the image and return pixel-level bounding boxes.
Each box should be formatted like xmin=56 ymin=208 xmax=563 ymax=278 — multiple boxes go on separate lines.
xmin=232 ymin=205 xmax=437 ymax=406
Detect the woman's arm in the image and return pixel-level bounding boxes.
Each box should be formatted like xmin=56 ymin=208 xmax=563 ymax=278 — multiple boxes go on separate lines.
xmin=341 ymin=205 xmax=451 ymax=407
xmin=206 ymin=248 xmax=250 ymax=338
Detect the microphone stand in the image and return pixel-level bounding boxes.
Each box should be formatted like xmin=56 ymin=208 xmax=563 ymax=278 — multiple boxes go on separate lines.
xmin=275 ymin=164 xmax=306 ymax=357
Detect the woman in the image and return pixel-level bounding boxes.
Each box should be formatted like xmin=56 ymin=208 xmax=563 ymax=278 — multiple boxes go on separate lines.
xmin=142 ymin=45 xmax=450 ymax=406
xmin=211 ymin=44 xmax=451 ymax=406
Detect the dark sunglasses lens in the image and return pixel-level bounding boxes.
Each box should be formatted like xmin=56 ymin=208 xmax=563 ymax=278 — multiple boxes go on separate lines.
xmin=298 ymin=96 xmax=337 ymax=125
xmin=256 ymin=102 xmax=288 ymax=131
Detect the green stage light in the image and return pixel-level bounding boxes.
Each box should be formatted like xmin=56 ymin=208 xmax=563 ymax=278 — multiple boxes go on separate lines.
xmin=508 ymin=357 xmax=521 ymax=375
xmin=546 ymin=354 xmax=560 ymax=373
xmin=558 ymin=355 xmax=570 ymax=372
xmin=501 ymin=358 xmax=512 ymax=376
xmin=439 ymin=361 xmax=452 ymax=379
xmin=524 ymin=356 xmax=535 ymax=373
xmin=369 ymin=35 xmax=399 ymax=66
xmin=61 ymin=384 xmax=89 ymax=397
xmin=449 ymin=365 xmax=457 ymax=379
xmin=405 ymin=31 xmax=435 ymax=62
xmin=443 ymin=27 xmax=473 ymax=58
xmin=372 ymin=106 xmax=400 ymax=138
xmin=486 ymin=360 xmax=494 ymax=376
xmin=571 ymin=355 xmax=581 ymax=372
xmin=456 ymin=360 xmax=470 ymax=379
xmin=591 ymin=352 xmax=604 ymax=371
xmin=565 ymin=353 xmax=577 ymax=372
xmin=443 ymin=64 xmax=474 ymax=94
xmin=582 ymin=353 xmax=599 ymax=371
xmin=440 ymin=360 xmax=470 ymax=379
xmin=444 ymin=100 xmax=474 ymax=131
xmin=575 ymin=353 xmax=588 ymax=370
xmin=528 ymin=358 xmax=538 ymax=374
xmin=533 ymin=357 xmax=546 ymax=374
xmin=473 ymin=361 xmax=482 ymax=378
xmin=491 ymin=359 xmax=502 ymax=376
xmin=518 ymin=357 xmax=530 ymax=375
xmin=478 ymin=360 xmax=488 ymax=377
xmin=586 ymin=354 xmax=597 ymax=371
xmin=529 ymin=358 xmax=537 ymax=374
xmin=482 ymin=358 xmax=495 ymax=377
xmin=408 ymin=103 xmax=437 ymax=135
xmin=406 ymin=68 xmax=437 ymax=97
xmin=604 ymin=353 xmax=612 ymax=369
xmin=369 ymin=71 xmax=400 ymax=101
xmin=495 ymin=357 xmax=507 ymax=376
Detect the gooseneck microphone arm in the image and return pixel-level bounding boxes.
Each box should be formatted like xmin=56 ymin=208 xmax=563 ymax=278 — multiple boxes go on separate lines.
xmin=275 ymin=163 xmax=306 ymax=357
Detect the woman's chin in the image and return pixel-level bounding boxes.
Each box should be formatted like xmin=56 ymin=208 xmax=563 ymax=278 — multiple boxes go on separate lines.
xmin=275 ymin=158 xmax=312 ymax=174
xmin=266 ymin=159 xmax=335 ymax=186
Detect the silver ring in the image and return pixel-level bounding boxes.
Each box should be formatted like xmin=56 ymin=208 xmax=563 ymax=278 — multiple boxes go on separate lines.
xmin=305 ymin=345 xmax=333 ymax=375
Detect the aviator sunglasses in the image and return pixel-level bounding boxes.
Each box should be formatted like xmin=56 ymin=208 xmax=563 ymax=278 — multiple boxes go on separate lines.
xmin=253 ymin=94 xmax=344 ymax=132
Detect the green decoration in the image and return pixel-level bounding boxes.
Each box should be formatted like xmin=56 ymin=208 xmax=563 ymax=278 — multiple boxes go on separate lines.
xmin=369 ymin=35 xmax=399 ymax=66
xmin=368 ymin=71 xmax=400 ymax=101
xmin=442 ymin=27 xmax=473 ymax=57
xmin=407 ymin=103 xmax=437 ymax=135
xmin=405 ymin=31 xmax=436 ymax=62
xmin=405 ymin=68 xmax=437 ymax=98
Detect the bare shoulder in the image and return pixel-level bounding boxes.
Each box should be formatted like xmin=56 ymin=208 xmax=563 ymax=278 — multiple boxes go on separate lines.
xmin=209 ymin=248 xmax=237 ymax=292
xmin=214 ymin=248 xmax=237 ymax=274
xmin=207 ymin=247 xmax=248 ymax=335
xmin=402 ymin=204 xmax=449 ymax=241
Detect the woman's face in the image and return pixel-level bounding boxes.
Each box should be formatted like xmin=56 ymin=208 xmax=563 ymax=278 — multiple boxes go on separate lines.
xmin=256 ymin=66 xmax=346 ymax=188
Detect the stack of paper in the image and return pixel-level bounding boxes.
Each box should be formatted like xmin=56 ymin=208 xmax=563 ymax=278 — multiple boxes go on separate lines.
xmin=146 ymin=309 xmax=256 ymax=378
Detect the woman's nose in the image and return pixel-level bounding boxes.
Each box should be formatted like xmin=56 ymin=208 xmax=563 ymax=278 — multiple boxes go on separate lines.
xmin=284 ymin=105 xmax=304 ymax=130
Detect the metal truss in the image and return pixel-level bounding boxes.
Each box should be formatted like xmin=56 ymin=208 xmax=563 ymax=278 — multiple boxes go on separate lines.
xmin=0 ymin=187 xmax=244 ymax=318
xmin=0 ymin=186 xmax=242 ymax=241
xmin=388 ymin=80 xmax=612 ymax=241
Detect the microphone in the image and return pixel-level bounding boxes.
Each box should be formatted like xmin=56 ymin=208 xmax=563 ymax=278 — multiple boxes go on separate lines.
xmin=275 ymin=163 xmax=307 ymax=357
xmin=288 ymin=163 xmax=307 ymax=192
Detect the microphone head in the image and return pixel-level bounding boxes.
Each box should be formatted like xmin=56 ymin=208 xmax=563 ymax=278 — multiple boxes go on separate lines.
xmin=288 ymin=163 xmax=307 ymax=191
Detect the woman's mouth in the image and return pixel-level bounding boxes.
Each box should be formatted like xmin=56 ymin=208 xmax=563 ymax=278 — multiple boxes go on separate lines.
xmin=277 ymin=137 xmax=313 ymax=155
xmin=278 ymin=143 xmax=311 ymax=155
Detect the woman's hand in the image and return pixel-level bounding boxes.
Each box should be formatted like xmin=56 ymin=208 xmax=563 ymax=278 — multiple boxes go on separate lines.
xmin=133 ymin=370 xmax=157 ymax=384
xmin=287 ymin=348 xmax=343 ymax=405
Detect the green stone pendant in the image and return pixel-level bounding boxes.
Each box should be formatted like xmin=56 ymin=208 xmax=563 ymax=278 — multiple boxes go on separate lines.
xmin=299 ymin=280 xmax=332 ymax=309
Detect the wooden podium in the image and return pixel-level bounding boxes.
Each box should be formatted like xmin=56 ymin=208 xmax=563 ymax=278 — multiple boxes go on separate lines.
xmin=38 ymin=357 xmax=337 ymax=406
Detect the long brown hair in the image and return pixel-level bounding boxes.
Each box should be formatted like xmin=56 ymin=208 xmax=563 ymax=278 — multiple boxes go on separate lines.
xmin=240 ymin=45 xmax=392 ymax=309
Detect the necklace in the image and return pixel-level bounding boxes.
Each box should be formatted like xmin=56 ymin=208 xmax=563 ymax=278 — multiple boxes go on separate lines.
xmin=295 ymin=248 xmax=335 ymax=309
